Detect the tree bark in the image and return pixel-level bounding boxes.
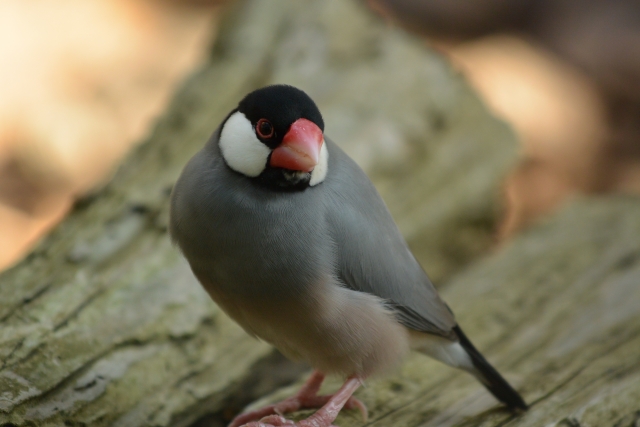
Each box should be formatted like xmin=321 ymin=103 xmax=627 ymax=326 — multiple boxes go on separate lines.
xmin=252 ymin=197 xmax=640 ymax=427
xmin=4 ymin=1 xmax=636 ymax=427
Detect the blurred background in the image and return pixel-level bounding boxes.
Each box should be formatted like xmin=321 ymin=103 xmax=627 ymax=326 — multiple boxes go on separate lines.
xmin=0 ymin=0 xmax=220 ymax=269
xmin=373 ymin=0 xmax=640 ymax=239
xmin=1 ymin=0 xmax=639 ymax=271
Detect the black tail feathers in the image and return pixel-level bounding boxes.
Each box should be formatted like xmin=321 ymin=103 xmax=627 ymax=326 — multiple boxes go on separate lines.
xmin=453 ymin=326 xmax=528 ymax=411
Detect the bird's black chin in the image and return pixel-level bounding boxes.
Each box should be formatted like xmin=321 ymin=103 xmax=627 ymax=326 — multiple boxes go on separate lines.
xmin=254 ymin=167 xmax=311 ymax=191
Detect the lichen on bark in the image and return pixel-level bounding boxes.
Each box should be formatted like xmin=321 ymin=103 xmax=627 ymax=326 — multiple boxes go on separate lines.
xmin=11 ymin=1 xmax=636 ymax=426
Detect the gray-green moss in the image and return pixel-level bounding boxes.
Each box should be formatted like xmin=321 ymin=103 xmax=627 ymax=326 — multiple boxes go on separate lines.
xmin=0 ymin=0 xmax=522 ymax=425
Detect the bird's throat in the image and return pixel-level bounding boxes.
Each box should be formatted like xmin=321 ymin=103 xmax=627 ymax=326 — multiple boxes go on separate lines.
xmin=255 ymin=167 xmax=312 ymax=191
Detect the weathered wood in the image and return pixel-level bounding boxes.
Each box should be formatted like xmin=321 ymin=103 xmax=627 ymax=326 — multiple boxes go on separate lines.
xmin=255 ymin=197 xmax=640 ymax=427
xmin=0 ymin=0 xmax=521 ymax=425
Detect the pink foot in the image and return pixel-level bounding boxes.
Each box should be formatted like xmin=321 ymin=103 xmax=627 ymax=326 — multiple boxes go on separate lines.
xmin=241 ymin=415 xmax=340 ymax=427
xmin=229 ymin=372 xmax=366 ymax=427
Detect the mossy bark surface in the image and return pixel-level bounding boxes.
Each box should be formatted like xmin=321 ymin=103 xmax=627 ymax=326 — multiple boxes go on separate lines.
xmin=255 ymin=197 xmax=640 ymax=427
xmin=5 ymin=1 xmax=635 ymax=427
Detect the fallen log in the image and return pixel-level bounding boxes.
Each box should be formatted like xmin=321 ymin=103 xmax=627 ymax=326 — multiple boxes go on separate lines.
xmin=0 ymin=0 xmax=534 ymax=425
xmin=253 ymin=197 xmax=640 ymax=427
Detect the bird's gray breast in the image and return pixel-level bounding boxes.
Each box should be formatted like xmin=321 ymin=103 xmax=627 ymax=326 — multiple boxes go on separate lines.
xmin=170 ymin=146 xmax=333 ymax=302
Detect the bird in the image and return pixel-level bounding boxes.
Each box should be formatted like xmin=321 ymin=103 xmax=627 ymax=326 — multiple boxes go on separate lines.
xmin=169 ymin=84 xmax=527 ymax=427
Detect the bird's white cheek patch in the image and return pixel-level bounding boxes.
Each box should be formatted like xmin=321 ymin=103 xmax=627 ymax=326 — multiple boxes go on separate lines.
xmin=309 ymin=141 xmax=328 ymax=186
xmin=219 ymin=111 xmax=271 ymax=177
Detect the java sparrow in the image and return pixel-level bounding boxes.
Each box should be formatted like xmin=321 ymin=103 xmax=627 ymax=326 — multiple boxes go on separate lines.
xmin=169 ymin=85 xmax=527 ymax=427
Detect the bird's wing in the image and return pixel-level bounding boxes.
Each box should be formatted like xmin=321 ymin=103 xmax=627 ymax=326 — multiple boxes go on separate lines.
xmin=323 ymin=139 xmax=457 ymax=339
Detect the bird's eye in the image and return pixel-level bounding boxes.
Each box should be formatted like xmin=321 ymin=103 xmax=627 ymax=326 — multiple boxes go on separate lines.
xmin=256 ymin=119 xmax=274 ymax=139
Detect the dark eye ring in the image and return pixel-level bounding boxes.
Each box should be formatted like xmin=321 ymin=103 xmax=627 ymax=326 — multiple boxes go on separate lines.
xmin=256 ymin=119 xmax=274 ymax=139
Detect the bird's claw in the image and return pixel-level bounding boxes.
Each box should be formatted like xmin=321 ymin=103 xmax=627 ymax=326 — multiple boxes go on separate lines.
xmin=241 ymin=415 xmax=339 ymax=427
xmin=229 ymin=373 xmax=364 ymax=427
xmin=229 ymin=395 xmax=366 ymax=427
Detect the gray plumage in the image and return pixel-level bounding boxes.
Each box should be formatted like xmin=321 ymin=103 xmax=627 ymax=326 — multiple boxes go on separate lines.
xmin=169 ymin=85 xmax=526 ymax=411
xmin=171 ymin=131 xmax=420 ymax=376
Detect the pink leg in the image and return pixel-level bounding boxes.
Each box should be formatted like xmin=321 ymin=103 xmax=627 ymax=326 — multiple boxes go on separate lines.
xmin=297 ymin=376 xmax=362 ymax=427
xmin=229 ymin=372 xmax=366 ymax=427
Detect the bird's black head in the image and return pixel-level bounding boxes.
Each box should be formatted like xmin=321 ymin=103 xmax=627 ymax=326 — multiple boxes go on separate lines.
xmin=218 ymin=85 xmax=328 ymax=191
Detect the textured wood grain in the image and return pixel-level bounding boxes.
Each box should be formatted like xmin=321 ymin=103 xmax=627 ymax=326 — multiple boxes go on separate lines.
xmin=0 ymin=0 xmax=520 ymax=425
xmin=251 ymin=197 xmax=640 ymax=427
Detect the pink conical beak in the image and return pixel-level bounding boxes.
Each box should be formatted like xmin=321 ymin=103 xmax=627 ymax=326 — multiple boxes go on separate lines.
xmin=270 ymin=118 xmax=323 ymax=172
